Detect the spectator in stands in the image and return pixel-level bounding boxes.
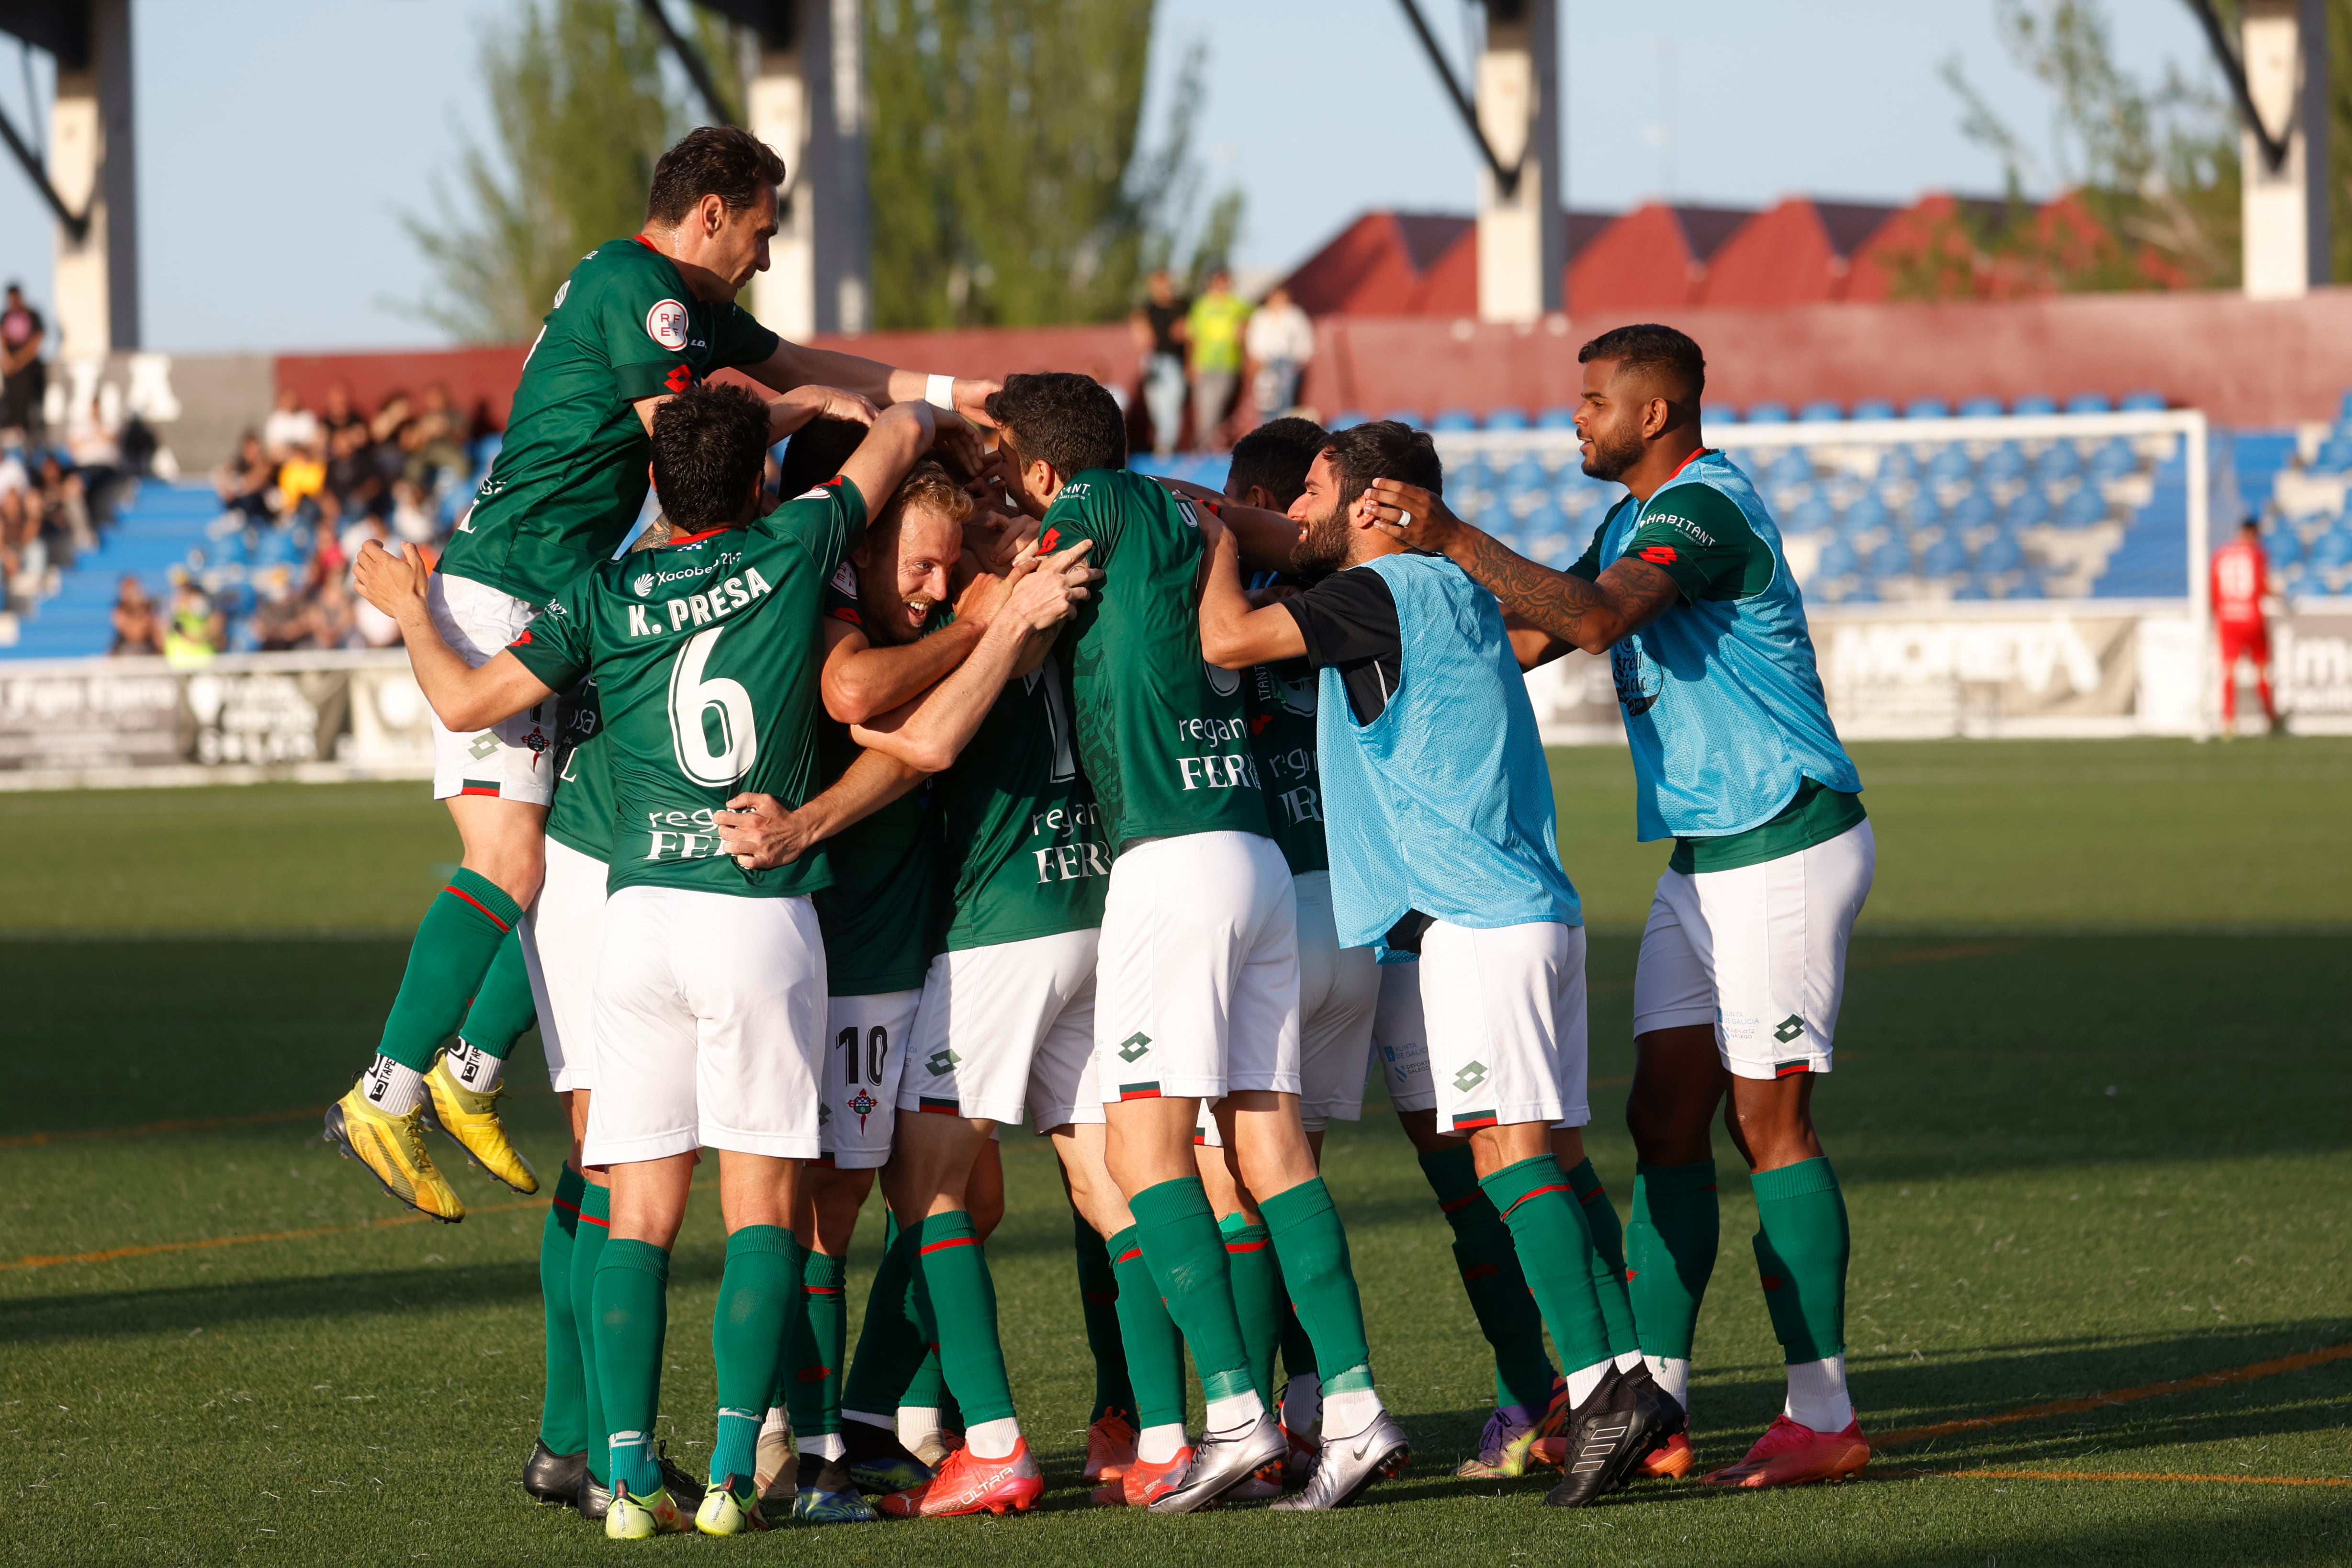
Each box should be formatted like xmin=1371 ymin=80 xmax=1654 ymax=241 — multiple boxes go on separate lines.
xmin=162 ymin=576 xmax=224 ymax=667
xmin=388 ymin=478 xmax=437 ymax=544
xmin=326 ymin=418 xmax=383 ymax=519
xmin=109 ymin=574 xmax=163 ymax=655
xmin=2212 ymin=517 xmax=2282 ymax=735
xmin=0 ymin=283 xmax=45 ymax=441
xmin=262 ymin=387 xmax=320 ymax=460
xmin=36 ymin=453 xmax=94 ymax=558
xmin=278 ymin=439 xmax=327 ymax=517
xmin=309 ymin=572 xmax=360 ymax=649
xmin=0 ymin=461 xmax=32 ymax=605
xmin=1244 ymin=283 xmax=1314 ymax=421
xmin=400 ymin=381 xmax=467 ymax=490
xmin=1134 ymin=268 xmax=1190 ymax=457
xmin=319 ymin=381 xmax=366 ymax=444
xmin=216 ymin=430 xmax=277 ymax=520
xmin=1186 ymin=268 xmax=1250 ymax=451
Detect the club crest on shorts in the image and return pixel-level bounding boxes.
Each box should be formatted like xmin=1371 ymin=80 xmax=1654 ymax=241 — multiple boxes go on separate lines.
xmin=844 ymin=1087 xmax=877 ymax=1128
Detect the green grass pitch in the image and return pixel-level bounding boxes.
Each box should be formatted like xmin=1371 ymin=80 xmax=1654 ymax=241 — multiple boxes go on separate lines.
xmin=2 ymin=738 xmax=2348 ymax=1565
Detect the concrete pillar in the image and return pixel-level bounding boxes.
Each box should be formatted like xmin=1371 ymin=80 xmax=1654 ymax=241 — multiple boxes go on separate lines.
xmin=748 ymin=0 xmax=870 ymax=340
xmin=2240 ymin=0 xmax=2329 ymax=300
xmin=1475 ymin=0 xmax=1560 ymax=324
xmin=49 ymin=0 xmax=138 ymax=356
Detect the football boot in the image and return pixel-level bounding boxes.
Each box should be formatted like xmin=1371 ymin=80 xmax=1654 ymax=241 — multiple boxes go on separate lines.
xmin=1700 ymin=1415 xmax=1870 ymax=1488
xmin=604 ymin=1482 xmax=685 ymax=1539
xmin=324 ymin=1085 xmax=463 ymax=1221
xmin=521 ymin=1438 xmax=585 ymax=1505
xmin=1147 ymin=1412 xmax=1286 ymax=1513
xmin=1544 ymin=1368 xmax=1675 ymax=1508
xmin=1083 ymin=1411 xmax=1138 ymax=1482
xmin=843 ymin=1417 xmax=933 ymax=1495
xmin=1272 ymin=1410 xmax=1410 ymax=1511
xmin=794 ymin=1457 xmax=879 ymax=1523
xmin=693 ymin=1473 xmax=768 ymax=1535
xmin=911 ymin=1439 xmax=1043 ymax=1518
xmin=423 ymin=1054 xmax=538 ymax=1194
xmin=1454 ymin=1404 xmax=1542 ymax=1479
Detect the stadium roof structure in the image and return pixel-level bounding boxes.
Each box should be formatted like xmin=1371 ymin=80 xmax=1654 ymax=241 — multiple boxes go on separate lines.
xmin=1281 ymin=192 xmax=2166 ymax=318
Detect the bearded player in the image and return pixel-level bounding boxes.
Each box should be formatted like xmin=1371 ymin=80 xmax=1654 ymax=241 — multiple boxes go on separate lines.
xmin=325 ymin=124 xmax=1000 ymax=1230
xmin=1372 ymin=324 xmax=1874 ymax=1489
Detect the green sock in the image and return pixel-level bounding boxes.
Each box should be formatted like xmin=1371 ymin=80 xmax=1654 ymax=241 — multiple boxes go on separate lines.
xmin=1751 ymin=1158 xmax=1849 ymax=1364
xmin=375 ymin=868 xmax=522 ymax=1072
xmin=1072 ymin=1213 xmax=1135 ymax=1420
xmin=841 ymin=1221 xmax=930 ymax=1419
xmin=456 ymin=926 xmax=536 ymax=1059
xmin=1219 ymin=1212 xmax=1283 ymax=1406
xmin=1479 ymin=1155 xmax=1613 ymax=1376
xmin=1628 ymin=1159 xmax=1719 ymax=1360
xmin=712 ymin=1226 xmax=798 ymax=1484
xmin=536 ymin=1167 xmax=588 ymax=1455
xmin=1565 ymin=1158 xmax=1639 ymax=1359
xmin=594 ymin=1238 xmax=670 ymax=1498
xmin=1109 ymin=1225 xmax=1188 ymax=1430
xmin=785 ymin=1249 xmax=847 ymax=1438
xmin=1418 ymin=1145 xmax=1556 ymax=1411
xmin=1278 ymin=1300 xmax=1316 ymax=1388
xmin=569 ymin=1179 xmax=611 ymax=1484
xmin=1130 ymin=1178 xmax=1255 ymax=1403
xmin=908 ymin=1211 xmax=1016 ymax=1425
xmin=1258 ymin=1177 xmax=1373 ymax=1394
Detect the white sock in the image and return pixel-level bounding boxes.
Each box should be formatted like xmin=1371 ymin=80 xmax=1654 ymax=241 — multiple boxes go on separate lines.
xmin=1281 ymin=1372 xmax=1322 ymax=1435
xmin=1645 ymin=1354 xmax=1692 ymax=1411
xmin=896 ymin=1405 xmax=941 ymax=1453
xmin=1320 ymin=1386 xmax=1384 ymax=1439
xmin=445 ymin=1038 xmax=504 ymax=1092
xmin=1613 ymin=1348 xmax=1645 ymax=1375
xmin=965 ymin=1416 xmax=1021 ymax=1459
xmin=1138 ymin=1422 xmax=1187 ymax=1464
xmin=360 ymin=1054 xmax=425 ymax=1116
xmin=1204 ymin=1388 xmax=1266 ymax=1434
xmin=761 ymin=1406 xmax=790 ymax=1440
xmin=808 ymin=1431 xmax=845 ymax=1462
xmin=841 ymin=1408 xmax=892 ymax=1435
xmin=1783 ymin=1354 xmax=1854 ymax=1433
xmin=1564 ymin=1357 xmax=1612 ymax=1410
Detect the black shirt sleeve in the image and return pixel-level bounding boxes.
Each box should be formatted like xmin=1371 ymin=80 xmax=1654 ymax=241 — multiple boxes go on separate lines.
xmin=1282 ymin=566 xmax=1403 ymax=724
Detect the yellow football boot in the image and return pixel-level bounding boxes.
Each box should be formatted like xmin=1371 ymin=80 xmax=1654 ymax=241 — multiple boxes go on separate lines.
xmin=423 ymin=1055 xmax=539 ymax=1195
xmin=324 ymin=1083 xmax=464 ymax=1221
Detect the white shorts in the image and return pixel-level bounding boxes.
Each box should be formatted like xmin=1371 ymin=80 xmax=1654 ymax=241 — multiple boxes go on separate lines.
xmin=1422 ymin=920 xmax=1590 ymax=1136
xmin=900 ymin=928 xmax=1100 ymax=1130
xmin=1372 ymin=960 xmax=1435 ymax=1113
xmin=1632 ymin=821 xmax=1875 ymax=1081
xmin=582 ymin=886 xmax=828 ymax=1164
xmin=1291 ymin=871 xmax=1379 ymax=1130
xmin=821 ymin=990 xmax=921 ymax=1170
xmin=520 ymin=836 xmax=608 ymax=1092
xmin=428 ymin=572 xmax=559 ymax=805
xmin=1095 ymin=831 xmax=1300 ymax=1105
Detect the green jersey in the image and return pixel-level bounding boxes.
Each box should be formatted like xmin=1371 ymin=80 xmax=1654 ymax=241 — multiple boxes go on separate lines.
xmin=935 ymin=653 xmax=1109 ymax=951
xmin=442 ymin=237 xmax=781 ymax=605
xmin=1043 ymin=469 xmax=1268 ymax=856
xmin=506 ymin=478 xmax=867 ymax=898
xmin=545 ymin=675 xmax=613 ymax=861
xmin=1246 ymin=657 xmax=1327 ymax=876
xmin=812 ymin=565 xmax=941 ymax=996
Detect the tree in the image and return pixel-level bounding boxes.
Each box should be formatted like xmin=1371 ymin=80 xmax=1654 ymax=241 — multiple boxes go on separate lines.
xmin=404 ymin=0 xmax=735 ymax=343
xmin=866 ymin=0 xmax=1242 ymax=329
xmin=1899 ymin=0 xmax=2240 ymax=297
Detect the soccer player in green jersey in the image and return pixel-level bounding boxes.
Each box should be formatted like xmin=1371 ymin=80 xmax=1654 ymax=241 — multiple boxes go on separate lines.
xmin=326 ymin=123 xmax=1002 ymax=1229
xmin=988 ymin=373 xmax=1404 ymax=1512
xmin=352 ymin=384 xmax=993 ymax=1538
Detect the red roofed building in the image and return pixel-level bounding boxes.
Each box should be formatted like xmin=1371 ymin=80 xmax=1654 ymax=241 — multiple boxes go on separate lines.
xmin=1566 ymin=203 xmax=1756 ymax=313
xmin=1696 ymin=198 xmax=1900 ymax=307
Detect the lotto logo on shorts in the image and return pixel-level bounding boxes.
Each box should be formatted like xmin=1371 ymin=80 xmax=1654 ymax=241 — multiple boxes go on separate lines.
xmin=468 ymin=733 xmax=501 ymax=760
xmin=1452 ymin=1060 xmax=1488 ymax=1093
xmin=1117 ymin=1032 xmax=1151 ymax=1063
xmin=1773 ymin=1015 xmax=1807 ymax=1044
xmin=925 ymin=1048 xmax=959 ymax=1077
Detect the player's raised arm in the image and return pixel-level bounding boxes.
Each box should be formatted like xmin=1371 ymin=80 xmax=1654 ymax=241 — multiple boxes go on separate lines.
xmin=1153 ymin=474 xmax=1301 ymax=574
xmin=712 ymin=749 xmax=923 ymax=872
xmin=743 ymin=341 xmax=1002 ymax=432
xmin=1365 ymin=477 xmax=1678 ymax=654
xmin=1198 ymin=510 xmax=1307 ymax=668
xmin=352 ymin=541 xmax=557 ymax=732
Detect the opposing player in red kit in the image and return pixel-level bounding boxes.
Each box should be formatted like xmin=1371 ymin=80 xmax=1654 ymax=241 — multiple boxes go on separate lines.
xmin=2211 ymin=520 xmax=2281 ymax=735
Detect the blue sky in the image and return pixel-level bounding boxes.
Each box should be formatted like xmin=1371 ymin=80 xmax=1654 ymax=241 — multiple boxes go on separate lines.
xmin=0 ymin=0 xmax=2220 ymax=352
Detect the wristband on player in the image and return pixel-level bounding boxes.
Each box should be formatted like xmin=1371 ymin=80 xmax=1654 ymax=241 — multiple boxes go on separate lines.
xmin=924 ymin=373 xmax=957 ymax=412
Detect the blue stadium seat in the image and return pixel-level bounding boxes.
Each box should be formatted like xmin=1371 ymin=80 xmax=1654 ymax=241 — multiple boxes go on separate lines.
xmin=1704 ymin=403 xmax=1740 ymax=427
xmin=2266 ymin=528 xmax=2303 ymax=566
xmin=2310 ymin=436 xmax=2352 ymax=475
xmin=2311 ymin=529 xmax=2352 ymax=569
xmin=1815 ymin=539 xmax=1859 ymax=578
xmin=1484 ymin=406 xmax=1530 ymax=431
xmin=1958 ymin=396 xmax=2005 ymax=418
xmin=1851 ymin=398 xmax=1897 ymax=422
xmin=1766 ymin=449 xmax=1815 ymax=489
xmin=1875 ymin=445 xmax=1919 ymax=484
xmin=1799 ymin=400 xmax=1844 ymax=422
xmin=1431 ymin=408 xmax=1477 ymax=432
xmin=1501 ymin=456 xmax=1547 ymax=492
xmin=1982 ymin=442 xmax=2028 ymax=485
xmin=2338 ymin=389 xmax=2352 ymax=426
xmin=2034 ymin=442 xmax=2082 ymax=483
xmin=1329 ymin=410 xmax=1369 ymax=430
xmin=1904 ymin=398 xmax=1951 ymax=419
xmin=1867 ymin=538 xmax=1912 ymax=577
xmin=1787 ymin=496 xmax=1836 ymax=535
xmin=1381 ymin=409 xmax=1424 ymax=429
xmin=1951 ymin=577 xmax=1992 ymax=600
xmin=2058 ymin=488 xmax=2108 ymax=530
xmin=1947 ymin=490 xmax=1997 ymax=531
xmin=1974 ymin=532 xmax=2023 ymax=574
xmin=2005 ymin=572 xmax=2047 ymax=599
xmin=1919 ymin=536 xmax=1969 ymax=576
xmin=1904 ymin=490 xmax=1944 ymax=530
xmin=1843 ymin=494 xmax=1892 ymax=534
xmin=1927 ymin=445 xmax=1974 ymax=483
xmin=2064 ymin=393 xmax=2112 ymax=415
xmin=1746 ymin=401 xmax=1791 ymax=424
xmin=1535 ymin=406 xmax=1579 ymax=429
xmin=2087 ymin=437 xmax=2138 ymax=482
xmin=2119 ymin=389 xmax=2166 ymax=413
xmin=2007 ymin=489 xmax=2052 ymax=530
xmin=2012 ymin=394 xmax=2058 ymax=416
xmin=1838 ymin=578 xmax=1880 ymax=603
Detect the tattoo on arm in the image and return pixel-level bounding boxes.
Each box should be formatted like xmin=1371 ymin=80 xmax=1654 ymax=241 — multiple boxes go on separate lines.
xmin=1595 ymin=558 xmax=1684 ymax=640
xmin=1456 ymin=529 xmax=1611 ymax=644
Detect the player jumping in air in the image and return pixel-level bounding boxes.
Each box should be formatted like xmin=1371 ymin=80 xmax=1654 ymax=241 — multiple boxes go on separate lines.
xmin=1373 ymin=325 xmax=1876 ymax=1490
